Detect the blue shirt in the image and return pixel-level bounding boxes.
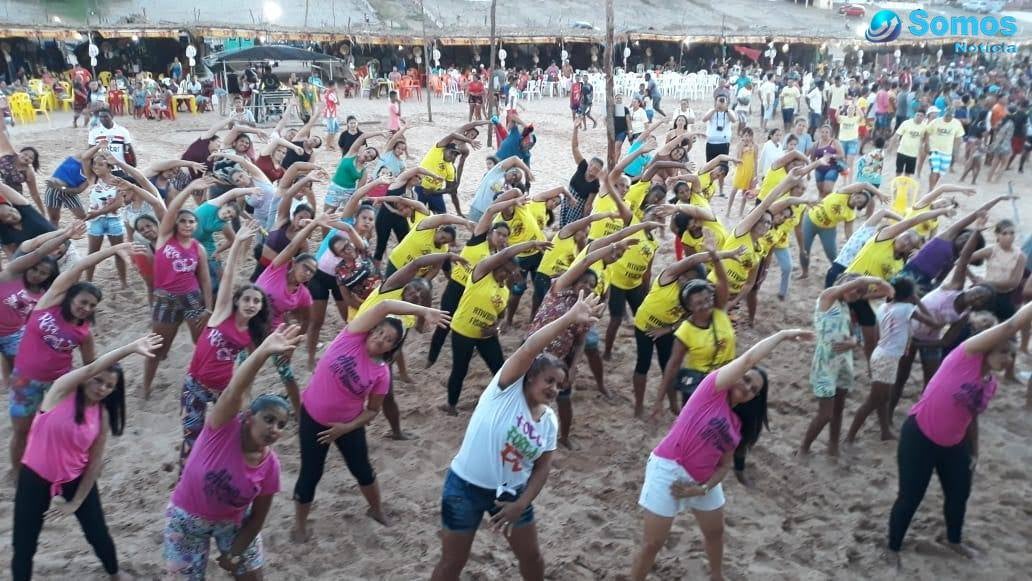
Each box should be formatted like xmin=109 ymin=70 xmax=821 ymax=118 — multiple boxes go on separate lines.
xmin=624 ymin=141 xmax=653 ymax=178
xmin=316 ymin=217 xmax=356 ymax=260
xmin=496 ymin=129 xmax=530 ymax=166
xmin=52 ymin=156 xmax=86 ymax=188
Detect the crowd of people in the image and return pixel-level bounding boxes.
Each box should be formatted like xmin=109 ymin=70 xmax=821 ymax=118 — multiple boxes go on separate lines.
xmin=0 ymin=52 xmax=1030 ymax=581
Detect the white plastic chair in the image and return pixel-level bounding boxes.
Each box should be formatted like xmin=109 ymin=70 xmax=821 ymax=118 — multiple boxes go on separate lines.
xmin=524 ymin=79 xmax=542 ymax=101
xmin=442 ymin=79 xmax=459 ymax=102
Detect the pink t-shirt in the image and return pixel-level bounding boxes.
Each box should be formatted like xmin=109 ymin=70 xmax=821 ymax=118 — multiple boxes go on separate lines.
xmin=388 ymin=103 xmax=401 ymax=131
xmin=153 ymin=238 xmax=201 ymax=294
xmin=22 ymin=395 xmax=101 ymax=496
xmin=653 ymin=372 xmax=742 ymax=483
xmin=15 ymin=306 xmax=91 ymax=381
xmin=256 ymin=262 xmax=313 ymax=328
xmin=911 ymin=346 xmax=997 ymax=447
xmin=187 ymin=318 xmax=253 ymax=391
xmin=301 ymin=328 xmax=390 ymax=425
xmin=912 ymin=288 xmax=962 ymax=342
xmin=0 ymin=279 xmax=43 ymax=335
xmin=171 ymin=414 xmax=281 ymax=523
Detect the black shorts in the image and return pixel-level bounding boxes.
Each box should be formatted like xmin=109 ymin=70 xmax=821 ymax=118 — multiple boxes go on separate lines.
xmin=706 ymin=142 xmax=730 ymax=161
xmin=895 ymin=153 xmax=916 ymax=175
xmin=848 ymin=298 xmax=876 ymax=327
xmin=308 ymin=269 xmax=343 ymax=301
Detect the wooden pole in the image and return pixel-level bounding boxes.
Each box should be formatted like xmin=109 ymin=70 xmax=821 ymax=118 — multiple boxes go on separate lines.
xmin=486 ymin=0 xmax=498 ymax=147
xmin=604 ymin=0 xmax=616 ymax=167
xmin=421 ymin=0 xmax=433 ymax=122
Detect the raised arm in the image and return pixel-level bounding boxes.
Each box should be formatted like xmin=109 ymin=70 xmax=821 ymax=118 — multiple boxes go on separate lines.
xmin=964 ymin=301 xmax=1032 ymax=355
xmin=4 ymin=224 xmax=82 ymax=279
xmin=557 ymin=212 xmax=611 ymax=239
xmin=475 ymin=195 xmax=526 ymax=236
xmin=261 ymin=135 xmax=304 ymax=158
xmin=0 ymin=182 xmax=30 ymax=206
xmin=381 ymin=252 xmax=458 ymax=292
xmin=42 ymin=334 xmax=162 ymax=412
xmin=733 ymin=173 xmax=798 ymax=237
xmin=36 ymin=242 xmax=130 ymax=310
xmin=271 ymin=219 xmax=320 ymax=268
xmin=913 ymin=184 xmax=975 ymax=210
xmin=862 ymin=207 xmax=904 ymax=229
xmin=715 ymin=329 xmax=813 ymax=390
xmin=555 ymin=245 xmax=620 ymax=290
xmin=346 ymin=130 xmax=389 ymax=157
xmin=941 ymin=196 xmax=1013 ymax=240
xmin=383 ymin=126 xmax=409 ymax=152
xmin=211 ymin=223 xmax=257 ymax=323
xmin=348 ymin=299 xmax=450 ymax=334
xmin=159 ymin=178 xmax=210 ymax=242
xmin=820 ymin=276 xmax=893 ymax=310
xmin=293 ymin=105 xmax=322 ymax=139
xmin=944 ymin=227 xmax=984 ymax=290
xmin=472 ymin=241 xmax=550 ymax=281
xmin=201 ymin=117 xmax=234 ymax=140
xmin=608 ymin=143 xmax=657 ymax=183
xmin=876 ymin=207 xmax=954 ymax=241
xmin=340 ymin=177 xmax=389 ymax=219
xmin=208 ymin=324 xmax=303 ymax=429
xmin=414 ymin=213 xmax=471 ymax=232
xmin=571 ymin=123 xmax=585 ymax=164
xmin=659 ymin=249 xmax=734 ymax=286
xmin=497 ymin=292 xmax=603 ymax=388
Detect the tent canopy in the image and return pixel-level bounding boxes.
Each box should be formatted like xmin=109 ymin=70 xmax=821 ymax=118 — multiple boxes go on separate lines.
xmin=206 ymin=45 xmax=340 ymax=65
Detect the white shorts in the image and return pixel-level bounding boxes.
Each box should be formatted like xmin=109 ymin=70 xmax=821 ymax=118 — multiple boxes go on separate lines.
xmin=638 ymin=453 xmax=726 ymax=518
xmin=869 ymin=349 xmax=901 ymax=384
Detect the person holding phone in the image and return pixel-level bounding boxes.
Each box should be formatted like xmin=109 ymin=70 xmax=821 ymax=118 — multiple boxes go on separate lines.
xmin=703 ymin=90 xmax=737 ymax=197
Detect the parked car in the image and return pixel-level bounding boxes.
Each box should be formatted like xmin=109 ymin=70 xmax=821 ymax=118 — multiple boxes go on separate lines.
xmin=838 ymin=3 xmax=867 ymax=17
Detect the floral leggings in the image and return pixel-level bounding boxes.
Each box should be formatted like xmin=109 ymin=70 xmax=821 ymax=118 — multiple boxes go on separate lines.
xmin=163 ymin=503 xmax=262 ymax=580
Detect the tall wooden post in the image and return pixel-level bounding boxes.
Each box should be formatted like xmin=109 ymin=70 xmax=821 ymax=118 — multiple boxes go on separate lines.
xmin=421 ymin=0 xmax=433 ymax=122
xmin=486 ymin=0 xmax=498 ymax=147
xmin=604 ymin=0 xmax=616 ymax=166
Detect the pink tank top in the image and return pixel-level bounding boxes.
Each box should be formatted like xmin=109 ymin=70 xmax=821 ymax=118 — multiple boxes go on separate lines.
xmin=22 ymin=395 xmax=101 ymax=496
xmin=187 ymin=318 xmax=253 ymax=390
xmin=15 ymin=306 xmax=91 ymax=381
xmin=0 ymin=278 xmax=43 ymax=336
xmin=153 ymin=237 xmax=201 ymax=294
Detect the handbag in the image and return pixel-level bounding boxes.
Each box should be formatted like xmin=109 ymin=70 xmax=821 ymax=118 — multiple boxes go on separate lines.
xmin=673 ymin=320 xmax=720 ymax=401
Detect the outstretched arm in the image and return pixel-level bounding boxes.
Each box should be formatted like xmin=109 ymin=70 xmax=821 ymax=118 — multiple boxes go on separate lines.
xmin=348 ymin=299 xmax=449 ymax=334
xmin=37 ymin=242 xmax=130 ymax=310
xmin=941 ymin=196 xmax=1013 ymax=240
xmin=5 ymin=224 xmax=82 ymax=279
xmin=381 ymin=252 xmax=458 ymax=292
xmin=715 ymin=329 xmax=813 ymax=390
xmin=877 ymin=207 xmax=954 ymax=241
xmin=43 ymin=334 xmax=162 ymax=412
xmin=471 ymin=241 xmax=549 ymax=281
xmin=965 ymin=301 xmax=1032 ymax=355
xmin=209 ymin=325 xmax=303 ymax=429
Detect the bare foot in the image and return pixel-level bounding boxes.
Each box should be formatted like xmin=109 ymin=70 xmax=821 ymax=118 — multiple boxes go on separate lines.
xmin=438 ymin=403 xmax=458 ymax=416
xmin=559 ymin=437 xmax=581 ymax=450
xmin=396 ymin=373 xmax=413 ymax=384
xmin=883 ymin=549 xmax=902 ymax=570
xmin=388 ymin=431 xmax=416 ymax=441
xmin=289 ymin=526 xmax=312 ymax=543
xmin=367 ymin=507 xmax=391 ymax=526
xmin=937 ymin=536 xmax=978 ymax=559
xmin=734 ymin=469 xmax=752 ymax=487
xmin=880 ymin=430 xmax=898 ymax=441
xmin=634 ymin=406 xmax=645 ymax=419
xmin=602 ymin=351 xmax=613 ymax=362
xmin=827 ymin=444 xmax=840 ymax=458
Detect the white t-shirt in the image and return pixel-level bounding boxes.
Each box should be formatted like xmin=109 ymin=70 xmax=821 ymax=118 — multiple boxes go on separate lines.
xmin=874 ymin=302 xmax=918 ymax=357
xmin=807 ymin=87 xmax=823 ymax=113
xmin=450 ymin=371 xmax=558 ymax=495
xmin=759 ymin=80 xmax=776 ymax=105
xmin=86 ymin=182 xmax=121 ymax=222
xmin=88 ymin=124 xmax=134 ymax=164
xmin=630 ymin=108 xmax=649 ymax=135
xmin=828 ymin=84 xmax=848 ymax=109
xmin=758 ymin=140 xmax=783 ymax=177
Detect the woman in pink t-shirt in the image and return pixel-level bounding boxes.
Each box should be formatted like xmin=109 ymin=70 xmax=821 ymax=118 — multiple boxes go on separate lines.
xmin=179 ymin=223 xmax=270 ymax=467
xmin=141 ymin=182 xmax=214 ymax=399
xmin=0 ymin=223 xmax=82 ymax=381
xmin=631 ymin=328 xmax=813 ymax=581
xmin=8 ymin=241 xmax=131 ymax=474
xmin=12 ymin=333 xmax=161 ymax=580
xmin=254 ymin=216 xmax=321 ymax=411
xmin=887 ymin=301 xmax=1030 ymax=564
xmin=166 ymin=325 xmax=299 ymax=579
xmin=291 ymin=298 xmax=449 ymax=541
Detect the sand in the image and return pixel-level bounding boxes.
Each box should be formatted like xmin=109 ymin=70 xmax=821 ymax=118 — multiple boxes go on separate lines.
xmin=0 ymin=92 xmax=1029 ymax=580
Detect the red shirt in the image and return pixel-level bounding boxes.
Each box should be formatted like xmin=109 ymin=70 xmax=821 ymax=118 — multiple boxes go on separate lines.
xmin=468 ymin=80 xmax=484 ymax=96
xmin=255 ymin=155 xmax=284 ymax=183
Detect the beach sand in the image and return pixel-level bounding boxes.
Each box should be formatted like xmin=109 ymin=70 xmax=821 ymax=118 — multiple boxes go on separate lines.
xmin=0 ymin=92 xmax=1028 ymax=580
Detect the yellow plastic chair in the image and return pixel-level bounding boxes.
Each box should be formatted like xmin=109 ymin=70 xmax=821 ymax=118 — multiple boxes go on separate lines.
xmin=98 ymin=71 xmax=112 ymax=87
xmin=27 ymin=79 xmax=43 ymax=95
xmin=58 ymin=81 xmax=73 ymax=111
xmin=8 ymin=93 xmax=34 ymax=123
xmin=889 ymin=175 xmax=919 ymax=215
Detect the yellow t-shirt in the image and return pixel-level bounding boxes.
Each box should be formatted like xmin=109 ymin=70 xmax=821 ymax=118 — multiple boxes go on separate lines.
xmin=698 ymin=173 xmax=717 ymax=203
xmin=387 ymin=219 xmax=446 ymax=276
xmin=926 ymin=118 xmax=964 ymax=153
xmin=572 ymin=246 xmax=608 ymax=296
xmin=757 ymin=166 xmax=788 ymax=201
xmin=774 ymin=205 xmax=804 ymax=250
xmin=608 ymin=230 xmax=658 ymax=290
xmin=407 ymin=209 xmax=430 ymax=229
xmin=450 ymin=236 xmax=491 ymax=286
xmin=527 ymin=200 xmax=548 ymax=232
xmin=419 ymin=146 xmax=456 ymax=192
xmin=903 ymin=207 xmax=938 ymax=238
xmin=846 ymin=237 xmax=902 ymax=280
xmin=589 ymin=193 xmax=623 ymax=240
xmin=838 ymin=114 xmax=861 ymax=142
xmin=674 ymin=309 xmax=736 ymax=372
xmin=503 ymin=205 xmax=545 ymax=258
xmin=356 ymin=286 xmax=415 ymax=329
xmin=450 ymin=271 xmax=510 ymax=338
xmin=681 ymin=219 xmax=730 ymax=258
xmin=625 ymin=180 xmax=651 ymax=223
xmin=780 ymin=86 xmax=800 ymax=110
xmin=807 ymin=192 xmax=857 ymax=229
xmin=707 ymin=231 xmax=760 ymax=294
xmin=894 ymin=119 xmax=926 ymax=158
xmin=633 ymin=278 xmax=684 ymax=333
xmin=538 ymin=234 xmax=579 ymax=278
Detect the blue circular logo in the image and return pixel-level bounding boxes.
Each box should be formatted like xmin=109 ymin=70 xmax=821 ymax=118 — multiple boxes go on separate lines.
xmin=866 ymin=10 xmax=903 ymax=43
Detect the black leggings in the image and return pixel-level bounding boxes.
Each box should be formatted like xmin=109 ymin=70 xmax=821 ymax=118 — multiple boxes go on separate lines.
xmin=428 ymin=279 xmax=465 ymax=365
xmin=608 ymin=283 xmax=647 ymax=318
xmin=293 ymin=405 xmax=375 ymax=505
xmin=12 ymin=466 xmax=119 ymax=580
xmin=633 ymin=328 xmax=675 ymax=375
xmin=447 ymin=332 xmax=505 ymax=406
xmin=374 ymin=209 xmax=410 ymax=262
xmin=888 ymin=416 xmax=972 ymax=551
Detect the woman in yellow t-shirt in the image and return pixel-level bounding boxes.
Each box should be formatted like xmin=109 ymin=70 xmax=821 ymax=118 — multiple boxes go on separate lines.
xmin=427 ymin=193 xmax=523 ymax=366
xmin=499 ymin=188 xmax=563 ymax=324
xmin=536 ymin=211 xmax=613 ymax=294
xmin=844 ymin=207 xmax=953 ymax=360
xmin=588 ymin=169 xmax=634 ymax=241
xmin=745 ymin=197 xmax=810 ymax=324
xmin=442 ymin=240 xmax=549 ymax=414
xmin=799 ymin=182 xmax=881 ymax=279
xmin=901 ymin=182 xmax=975 ymax=238
xmin=670 ymin=204 xmax=729 ymax=265
xmin=356 ymin=251 xmax=454 ymax=438
xmin=631 ymin=248 xmax=731 ymax=417
xmin=603 ymin=210 xmax=667 ymax=359
xmin=386 ymin=212 xmax=468 ymax=278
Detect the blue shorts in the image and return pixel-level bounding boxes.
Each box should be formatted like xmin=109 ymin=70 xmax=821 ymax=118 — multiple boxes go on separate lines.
xmin=875 ymin=113 xmax=892 ymax=129
xmin=325 ymin=116 xmax=340 ymax=134
xmin=440 ymin=469 xmax=534 ymax=533
xmin=324 ymin=182 xmax=354 ymax=209
xmin=814 ymin=165 xmax=840 ymax=183
xmin=0 ymin=326 xmax=24 ymax=358
xmin=929 ymin=150 xmax=952 ymax=174
xmin=415 ymin=186 xmax=447 ymax=214
xmin=584 ymin=327 xmax=600 ymax=351
xmin=841 ymin=139 xmax=860 ymax=156
xmin=88 ymin=215 xmax=125 ymax=237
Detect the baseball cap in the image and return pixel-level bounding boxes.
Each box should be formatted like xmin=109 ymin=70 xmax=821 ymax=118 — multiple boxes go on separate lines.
xmin=927 ymin=106 xmax=940 ymax=114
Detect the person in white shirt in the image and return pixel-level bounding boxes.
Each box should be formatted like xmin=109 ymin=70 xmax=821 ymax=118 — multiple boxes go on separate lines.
xmin=430 ymin=293 xmax=604 ymax=581
xmin=825 ymin=76 xmax=848 ymax=131
xmin=807 ymin=81 xmax=824 ymax=137
xmin=759 ymin=73 xmax=777 ymax=131
xmin=87 ymin=109 xmax=135 ymax=166
xmin=629 ymin=98 xmax=650 ymax=140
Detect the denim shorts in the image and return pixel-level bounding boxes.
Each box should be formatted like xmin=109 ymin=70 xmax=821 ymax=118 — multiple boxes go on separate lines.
xmin=814 ymin=165 xmax=840 ymax=183
xmin=88 ymin=215 xmax=125 ymax=237
xmin=324 ymin=182 xmax=354 ymax=209
xmin=841 ymin=139 xmax=859 ymax=156
xmin=440 ymin=469 xmax=534 ymax=533
xmin=584 ymin=326 xmax=600 ymax=351
xmin=0 ymin=326 xmax=25 ymax=358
